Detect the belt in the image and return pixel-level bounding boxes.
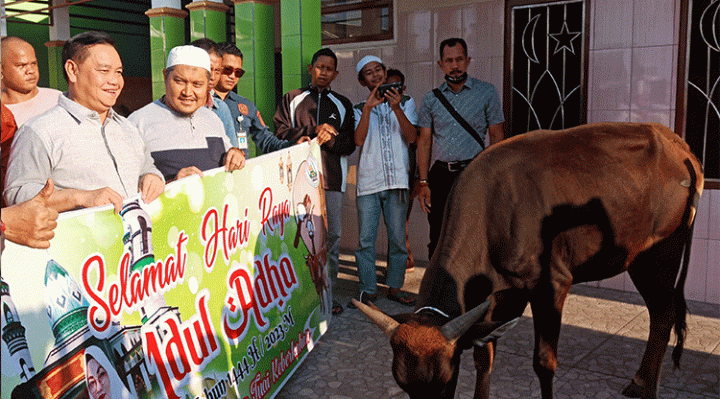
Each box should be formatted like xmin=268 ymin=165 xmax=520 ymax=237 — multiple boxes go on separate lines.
xmin=436 ymin=159 xmax=472 ymax=172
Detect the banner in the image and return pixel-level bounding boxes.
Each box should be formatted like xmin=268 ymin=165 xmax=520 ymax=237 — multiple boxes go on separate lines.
xmin=1 ymin=142 xmax=331 ymax=399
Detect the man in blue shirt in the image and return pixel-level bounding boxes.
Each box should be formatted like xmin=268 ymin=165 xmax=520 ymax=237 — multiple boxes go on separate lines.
xmin=190 ymin=38 xmax=236 ymax=146
xmin=417 ymin=38 xmax=505 ymax=259
xmin=215 ymin=42 xmax=291 ymax=157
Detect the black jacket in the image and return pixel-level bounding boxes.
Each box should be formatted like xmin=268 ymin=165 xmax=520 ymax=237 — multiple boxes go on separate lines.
xmin=274 ymin=86 xmax=355 ymax=191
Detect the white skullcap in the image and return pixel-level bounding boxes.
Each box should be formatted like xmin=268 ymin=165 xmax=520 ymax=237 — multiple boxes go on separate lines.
xmin=356 ymin=55 xmax=383 ymax=73
xmin=166 ymin=45 xmax=211 ymax=72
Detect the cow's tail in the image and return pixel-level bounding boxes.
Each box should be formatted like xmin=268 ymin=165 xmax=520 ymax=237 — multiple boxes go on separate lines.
xmin=672 ymin=158 xmax=700 ymax=368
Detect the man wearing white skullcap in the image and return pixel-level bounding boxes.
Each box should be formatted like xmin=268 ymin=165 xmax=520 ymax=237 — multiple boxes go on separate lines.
xmin=4 ymin=31 xmax=165 ymax=212
xmin=350 ymin=55 xmax=418 ymax=308
xmin=129 ymin=45 xmax=245 ymax=181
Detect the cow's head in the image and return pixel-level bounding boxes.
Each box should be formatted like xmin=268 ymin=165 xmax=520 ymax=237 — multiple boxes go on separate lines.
xmin=353 ymin=299 xmax=517 ymax=398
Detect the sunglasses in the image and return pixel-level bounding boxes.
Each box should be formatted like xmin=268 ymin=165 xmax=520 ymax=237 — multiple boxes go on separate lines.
xmin=222 ymin=66 xmax=245 ymax=78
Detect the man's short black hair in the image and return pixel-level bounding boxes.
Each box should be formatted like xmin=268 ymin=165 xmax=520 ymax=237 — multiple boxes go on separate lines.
xmin=218 ymin=42 xmax=243 ymax=60
xmin=439 ymin=37 xmax=468 ymax=59
xmin=386 ymin=68 xmax=405 ymax=86
xmin=310 ymin=48 xmax=337 ymax=69
xmin=190 ymin=38 xmax=220 ymax=56
xmin=62 ymin=31 xmax=116 ymax=82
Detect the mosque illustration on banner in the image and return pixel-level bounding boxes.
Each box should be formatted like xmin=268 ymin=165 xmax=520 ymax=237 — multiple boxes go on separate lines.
xmin=1 ymin=200 xmax=185 ymax=399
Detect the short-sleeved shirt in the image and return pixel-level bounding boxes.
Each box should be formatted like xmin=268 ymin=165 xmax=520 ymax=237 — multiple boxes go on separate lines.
xmin=353 ymin=95 xmax=418 ymax=196
xmin=5 ymin=87 xmax=62 ymax=127
xmin=418 ymin=77 xmax=504 ymax=162
xmin=128 ymin=99 xmax=231 ymax=181
xmin=3 ymin=94 xmax=163 ymax=205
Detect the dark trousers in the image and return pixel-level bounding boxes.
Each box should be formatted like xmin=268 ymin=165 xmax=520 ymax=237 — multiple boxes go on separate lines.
xmin=427 ymin=162 xmax=466 ymax=259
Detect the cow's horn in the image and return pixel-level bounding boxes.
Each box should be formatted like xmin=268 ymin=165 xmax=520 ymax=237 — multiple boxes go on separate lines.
xmin=440 ymin=300 xmax=491 ymax=343
xmin=351 ymin=298 xmax=400 ymax=339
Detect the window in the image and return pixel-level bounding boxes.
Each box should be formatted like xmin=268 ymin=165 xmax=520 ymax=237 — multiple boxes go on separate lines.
xmin=4 ymin=0 xmax=51 ymax=25
xmin=504 ymin=0 xmax=589 ymax=136
xmin=321 ymin=0 xmax=393 ymax=45
xmin=676 ymin=0 xmax=719 ymax=188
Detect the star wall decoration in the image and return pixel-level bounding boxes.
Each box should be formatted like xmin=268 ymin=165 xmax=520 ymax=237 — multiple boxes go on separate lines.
xmin=550 ymin=21 xmax=581 ymax=55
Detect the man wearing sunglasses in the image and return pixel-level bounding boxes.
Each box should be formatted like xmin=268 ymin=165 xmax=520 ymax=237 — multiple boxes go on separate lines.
xmin=214 ymin=42 xmax=272 ymax=157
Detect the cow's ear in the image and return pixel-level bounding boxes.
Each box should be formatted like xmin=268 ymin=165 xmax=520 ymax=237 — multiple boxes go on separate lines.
xmin=470 ymin=318 xmax=520 ymax=347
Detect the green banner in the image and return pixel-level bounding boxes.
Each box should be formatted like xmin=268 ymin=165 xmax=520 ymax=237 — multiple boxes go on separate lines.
xmin=1 ymin=142 xmax=331 ymax=399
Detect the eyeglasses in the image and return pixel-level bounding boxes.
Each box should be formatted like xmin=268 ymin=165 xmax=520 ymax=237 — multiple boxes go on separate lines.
xmin=222 ymin=66 xmax=245 ymax=78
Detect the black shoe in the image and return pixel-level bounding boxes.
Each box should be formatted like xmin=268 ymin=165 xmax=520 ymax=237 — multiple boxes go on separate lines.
xmin=347 ymin=291 xmax=377 ymax=309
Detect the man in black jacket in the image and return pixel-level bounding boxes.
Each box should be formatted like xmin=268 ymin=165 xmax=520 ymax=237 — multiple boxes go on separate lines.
xmin=274 ymin=48 xmax=355 ymax=315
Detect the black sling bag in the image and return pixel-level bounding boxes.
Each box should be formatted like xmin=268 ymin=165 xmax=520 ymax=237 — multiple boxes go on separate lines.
xmin=432 ymin=88 xmax=485 ymax=150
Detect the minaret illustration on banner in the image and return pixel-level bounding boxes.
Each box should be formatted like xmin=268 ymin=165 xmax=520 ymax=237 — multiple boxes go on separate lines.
xmin=1 ymin=278 xmax=37 ymax=382
xmin=120 ymin=200 xmax=181 ymax=340
xmin=44 ymin=259 xmax=90 ymax=345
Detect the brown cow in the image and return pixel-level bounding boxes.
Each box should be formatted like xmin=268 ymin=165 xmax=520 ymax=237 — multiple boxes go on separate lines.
xmin=354 ymin=122 xmax=703 ymax=399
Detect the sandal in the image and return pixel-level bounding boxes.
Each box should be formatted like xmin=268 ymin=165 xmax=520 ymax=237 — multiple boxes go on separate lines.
xmin=331 ymin=301 xmax=344 ymax=315
xmin=387 ymin=291 xmax=416 ymax=306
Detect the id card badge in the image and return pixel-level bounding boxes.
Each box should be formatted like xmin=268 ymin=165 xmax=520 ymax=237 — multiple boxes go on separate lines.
xmin=236 ymin=115 xmax=248 ymax=150
xmin=237 ymin=130 xmax=248 ymax=150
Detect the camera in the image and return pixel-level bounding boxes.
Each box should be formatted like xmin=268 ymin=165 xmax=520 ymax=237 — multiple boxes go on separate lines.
xmin=377 ymin=81 xmax=403 ymax=97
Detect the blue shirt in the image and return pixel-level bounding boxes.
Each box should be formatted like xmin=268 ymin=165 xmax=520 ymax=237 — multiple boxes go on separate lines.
xmin=354 ymin=95 xmax=418 ymax=196
xmin=210 ymin=93 xmax=238 ymax=147
xmin=217 ymin=91 xmax=292 ymax=156
xmin=418 ymin=77 xmax=504 ymax=162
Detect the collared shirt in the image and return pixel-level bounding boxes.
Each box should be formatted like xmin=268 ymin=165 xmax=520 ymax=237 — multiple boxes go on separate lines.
xmin=210 ymin=93 xmax=238 ymax=147
xmin=354 ymin=95 xmax=418 ymax=196
xmin=3 ymin=94 xmax=163 ymax=205
xmin=418 ymin=77 xmax=504 ymax=162
xmin=218 ymin=91 xmax=292 ymax=156
xmin=128 ymin=98 xmax=231 ymax=181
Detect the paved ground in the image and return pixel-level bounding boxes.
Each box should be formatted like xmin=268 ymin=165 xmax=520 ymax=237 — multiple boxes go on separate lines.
xmin=276 ymin=253 xmax=720 ymax=399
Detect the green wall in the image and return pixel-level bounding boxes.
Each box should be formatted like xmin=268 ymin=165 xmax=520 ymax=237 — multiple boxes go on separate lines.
xmin=6 ymin=21 xmax=51 ymax=88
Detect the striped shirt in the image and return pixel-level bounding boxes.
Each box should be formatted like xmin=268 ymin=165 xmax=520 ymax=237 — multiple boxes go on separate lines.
xmin=418 ymin=77 xmax=504 ymax=162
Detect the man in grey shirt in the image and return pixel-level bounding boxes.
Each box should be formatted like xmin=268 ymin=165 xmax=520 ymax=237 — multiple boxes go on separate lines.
xmin=417 ymin=38 xmax=504 ymax=258
xmin=4 ymin=31 xmax=165 ymax=212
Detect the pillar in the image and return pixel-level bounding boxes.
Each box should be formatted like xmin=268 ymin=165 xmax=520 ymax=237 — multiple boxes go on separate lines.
xmin=44 ymin=41 xmax=67 ymax=91
xmin=232 ymin=0 xmax=276 ymax=157
xmin=280 ymin=0 xmax=321 ymax=93
xmin=187 ymin=0 xmax=229 ymax=43
xmin=145 ymin=6 xmax=187 ymax=99
xmin=45 ymin=0 xmax=70 ymax=91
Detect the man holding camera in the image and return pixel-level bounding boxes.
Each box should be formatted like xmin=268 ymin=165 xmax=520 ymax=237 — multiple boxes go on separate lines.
xmin=351 ymin=56 xmax=418 ymax=307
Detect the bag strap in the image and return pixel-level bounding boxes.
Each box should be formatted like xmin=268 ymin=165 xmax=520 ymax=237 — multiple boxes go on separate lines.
xmin=432 ymin=88 xmax=485 ymax=150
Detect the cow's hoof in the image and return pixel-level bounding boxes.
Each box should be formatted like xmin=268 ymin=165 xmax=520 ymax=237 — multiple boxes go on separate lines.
xmin=621 ymin=381 xmax=642 ymax=398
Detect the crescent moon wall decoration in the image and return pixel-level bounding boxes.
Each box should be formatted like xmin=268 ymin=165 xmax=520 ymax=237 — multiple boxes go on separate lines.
xmin=699 ymin=0 xmax=720 ymax=52
xmin=522 ymin=14 xmax=542 ymax=64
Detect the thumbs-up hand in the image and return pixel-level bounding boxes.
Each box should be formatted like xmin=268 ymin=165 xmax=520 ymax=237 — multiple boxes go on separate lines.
xmin=2 ymin=179 xmax=59 ymax=249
